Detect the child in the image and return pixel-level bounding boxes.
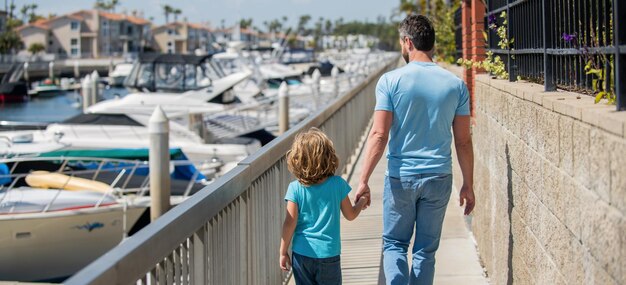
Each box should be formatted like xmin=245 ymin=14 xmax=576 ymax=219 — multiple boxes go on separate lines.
xmin=279 ymin=127 xmax=367 ymax=285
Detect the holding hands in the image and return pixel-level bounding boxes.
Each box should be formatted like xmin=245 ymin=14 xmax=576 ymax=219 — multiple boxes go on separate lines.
xmin=355 ymin=182 xmax=372 ymax=210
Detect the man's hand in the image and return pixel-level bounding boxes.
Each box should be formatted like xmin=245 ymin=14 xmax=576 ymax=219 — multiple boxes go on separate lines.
xmin=459 ymin=184 xmax=475 ymax=215
xmin=279 ymin=253 xmax=291 ymax=271
xmin=356 ymin=182 xmax=371 ymax=209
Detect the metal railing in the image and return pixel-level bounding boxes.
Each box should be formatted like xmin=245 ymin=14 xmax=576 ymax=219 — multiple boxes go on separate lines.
xmin=454 ymin=6 xmax=463 ymax=62
xmin=65 ymin=53 xmax=399 ymax=285
xmin=485 ymin=0 xmax=625 ymax=111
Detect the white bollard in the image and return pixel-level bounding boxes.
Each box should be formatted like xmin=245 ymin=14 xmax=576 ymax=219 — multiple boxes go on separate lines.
xmin=311 ymin=69 xmax=321 ymax=109
xmin=278 ymin=81 xmax=289 ymax=135
xmin=109 ymin=58 xmax=114 ymax=75
xmin=82 ymin=74 xmax=92 ymax=111
xmin=23 ymin=62 xmax=29 ymax=82
xmin=331 ymin=66 xmax=340 ymax=96
xmin=48 ymin=61 xmax=54 ymax=80
xmin=74 ymin=60 xmax=80 ymax=79
xmin=149 ymin=106 xmax=171 ymax=221
xmin=91 ymin=71 xmax=100 ymax=105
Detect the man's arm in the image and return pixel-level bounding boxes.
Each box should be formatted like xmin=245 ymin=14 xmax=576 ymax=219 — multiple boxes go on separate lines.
xmin=452 ymin=115 xmax=475 ymax=215
xmin=356 ymin=110 xmax=392 ymax=208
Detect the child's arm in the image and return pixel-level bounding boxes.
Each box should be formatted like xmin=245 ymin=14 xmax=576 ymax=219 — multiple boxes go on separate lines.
xmin=340 ymin=196 xmax=367 ymax=221
xmin=279 ymin=201 xmax=298 ymax=271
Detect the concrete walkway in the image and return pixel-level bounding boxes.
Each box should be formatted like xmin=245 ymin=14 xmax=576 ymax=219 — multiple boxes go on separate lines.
xmin=339 ymin=145 xmax=489 ymax=284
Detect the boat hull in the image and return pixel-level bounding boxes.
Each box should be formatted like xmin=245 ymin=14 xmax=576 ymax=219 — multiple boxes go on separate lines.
xmin=0 ymin=205 xmax=145 ymax=282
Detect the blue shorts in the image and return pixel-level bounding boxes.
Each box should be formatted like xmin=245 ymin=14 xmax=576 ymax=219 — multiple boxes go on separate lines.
xmin=292 ymin=252 xmax=341 ymax=285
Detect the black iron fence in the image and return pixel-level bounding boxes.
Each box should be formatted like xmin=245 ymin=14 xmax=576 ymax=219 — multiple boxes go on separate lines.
xmin=455 ymin=7 xmax=463 ymax=61
xmin=485 ymin=0 xmax=626 ymax=111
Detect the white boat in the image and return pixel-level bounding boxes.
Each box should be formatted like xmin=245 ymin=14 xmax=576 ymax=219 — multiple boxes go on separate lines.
xmin=0 ymin=112 xmax=260 ymax=177
xmin=0 ymin=156 xmax=207 ymax=281
xmin=107 ymin=63 xmax=134 ymax=87
xmin=90 ymin=53 xmax=310 ymax=141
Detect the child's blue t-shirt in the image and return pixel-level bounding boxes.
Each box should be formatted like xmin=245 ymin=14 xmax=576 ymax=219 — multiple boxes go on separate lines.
xmin=284 ymin=175 xmax=351 ymax=258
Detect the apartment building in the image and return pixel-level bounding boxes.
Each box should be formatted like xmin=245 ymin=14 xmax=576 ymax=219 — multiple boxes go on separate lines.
xmin=152 ymin=22 xmax=215 ymax=54
xmin=16 ymin=9 xmax=150 ymax=58
xmin=212 ymin=26 xmax=262 ymax=46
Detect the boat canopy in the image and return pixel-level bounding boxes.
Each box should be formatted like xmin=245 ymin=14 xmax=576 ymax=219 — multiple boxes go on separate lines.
xmin=124 ymin=53 xmax=225 ymax=93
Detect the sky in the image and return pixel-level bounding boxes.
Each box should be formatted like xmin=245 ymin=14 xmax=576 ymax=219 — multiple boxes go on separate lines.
xmin=11 ymin=0 xmax=399 ymax=29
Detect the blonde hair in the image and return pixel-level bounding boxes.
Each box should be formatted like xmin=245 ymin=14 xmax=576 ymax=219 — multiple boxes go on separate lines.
xmin=287 ymin=127 xmax=339 ymax=186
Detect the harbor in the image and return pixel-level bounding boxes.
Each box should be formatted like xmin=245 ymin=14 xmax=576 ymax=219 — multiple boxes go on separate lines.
xmin=0 ymin=24 xmax=402 ymax=281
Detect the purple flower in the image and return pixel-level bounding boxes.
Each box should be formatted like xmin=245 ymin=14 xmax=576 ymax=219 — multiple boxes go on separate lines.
xmin=562 ymin=32 xmax=577 ymax=43
xmin=488 ymin=14 xmax=497 ymax=30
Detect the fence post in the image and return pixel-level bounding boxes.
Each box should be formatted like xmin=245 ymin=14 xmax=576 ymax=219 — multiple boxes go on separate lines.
xmin=278 ymin=81 xmax=289 ymax=135
xmin=91 ymin=71 xmax=100 ymax=106
xmin=23 ymin=62 xmax=29 ymax=83
xmin=48 ymin=61 xmax=54 ymax=80
xmin=312 ymin=68 xmax=321 ymax=109
xmin=74 ymin=60 xmax=80 ymax=79
xmin=82 ymin=74 xmax=93 ymax=111
xmin=615 ymin=0 xmax=626 ymax=111
xmin=543 ymin=0 xmax=556 ymax=91
xmin=331 ymin=66 xmax=340 ymax=96
xmin=507 ymin=3 xmax=518 ymax=82
xmin=149 ymin=106 xmax=171 ymax=221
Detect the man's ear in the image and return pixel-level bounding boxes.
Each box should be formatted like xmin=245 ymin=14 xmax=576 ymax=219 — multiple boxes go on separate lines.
xmin=404 ymin=37 xmax=413 ymax=51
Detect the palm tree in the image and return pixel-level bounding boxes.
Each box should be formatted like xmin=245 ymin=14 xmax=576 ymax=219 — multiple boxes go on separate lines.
xmin=94 ymin=0 xmax=107 ymax=10
xmin=163 ymin=5 xmax=173 ymax=23
xmin=20 ymin=4 xmax=28 ymax=23
xmin=173 ymin=8 xmax=182 ymax=22
xmin=397 ymin=0 xmax=418 ymax=16
xmin=109 ymin=0 xmax=120 ymax=12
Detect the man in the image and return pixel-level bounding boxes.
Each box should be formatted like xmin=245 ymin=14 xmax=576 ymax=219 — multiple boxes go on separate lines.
xmin=355 ymin=14 xmax=475 ymax=285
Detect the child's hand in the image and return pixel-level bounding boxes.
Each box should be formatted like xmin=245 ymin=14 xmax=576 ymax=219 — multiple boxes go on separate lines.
xmin=280 ymin=253 xmax=291 ymax=271
xmin=356 ymin=196 xmax=368 ymax=208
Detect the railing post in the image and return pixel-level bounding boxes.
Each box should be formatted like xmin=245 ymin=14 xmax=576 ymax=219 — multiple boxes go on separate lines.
xmin=48 ymin=61 xmax=54 ymax=80
xmin=91 ymin=71 xmax=100 ymax=106
xmin=543 ymin=0 xmax=556 ymax=91
xmin=82 ymin=74 xmax=93 ymax=111
xmin=312 ymin=68 xmax=321 ymax=109
xmin=278 ymin=81 xmax=289 ymax=135
xmin=331 ymin=66 xmax=340 ymax=96
xmin=74 ymin=60 xmax=80 ymax=79
xmin=149 ymin=105 xmax=171 ymax=221
xmin=23 ymin=62 xmax=29 ymax=83
xmin=507 ymin=2 xmax=517 ymax=82
xmin=615 ymin=0 xmax=626 ymax=110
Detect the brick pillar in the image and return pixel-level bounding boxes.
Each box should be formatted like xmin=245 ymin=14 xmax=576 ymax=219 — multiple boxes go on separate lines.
xmin=461 ymin=0 xmax=486 ymax=117
xmin=461 ymin=0 xmax=473 ymax=91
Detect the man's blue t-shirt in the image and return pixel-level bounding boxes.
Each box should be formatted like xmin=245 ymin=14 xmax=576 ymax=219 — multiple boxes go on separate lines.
xmin=375 ymin=61 xmax=470 ymax=177
xmin=284 ymin=175 xmax=351 ymax=258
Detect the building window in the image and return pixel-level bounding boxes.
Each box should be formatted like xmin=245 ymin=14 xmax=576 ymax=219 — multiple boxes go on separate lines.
xmin=48 ymin=40 xmax=53 ymax=45
xmin=127 ymin=26 xmax=133 ymax=35
xmin=167 ymin=41 xmax=173 ymax=53
xmin=71 ymin=21 xmax=79 ymax=31
xmin=102 ymin=20 xmax=109 ymax=36
xmin=167 ymin=29 xmax=173 ymax=35
xmin=70 ymin=38 xmax=79 ymax=56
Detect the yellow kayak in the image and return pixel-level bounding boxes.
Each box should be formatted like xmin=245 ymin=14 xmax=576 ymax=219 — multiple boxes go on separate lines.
xmin=25 ymin=171 xmax=112 ymax=193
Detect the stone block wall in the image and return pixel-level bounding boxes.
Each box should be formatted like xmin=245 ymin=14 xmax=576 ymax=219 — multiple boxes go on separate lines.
xmin=454 ymin=72 xmax=626 ymax=285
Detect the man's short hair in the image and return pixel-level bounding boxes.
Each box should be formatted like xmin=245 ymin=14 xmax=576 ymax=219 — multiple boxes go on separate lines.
xmin=398 ymin=14 xmax=435 ymax=51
